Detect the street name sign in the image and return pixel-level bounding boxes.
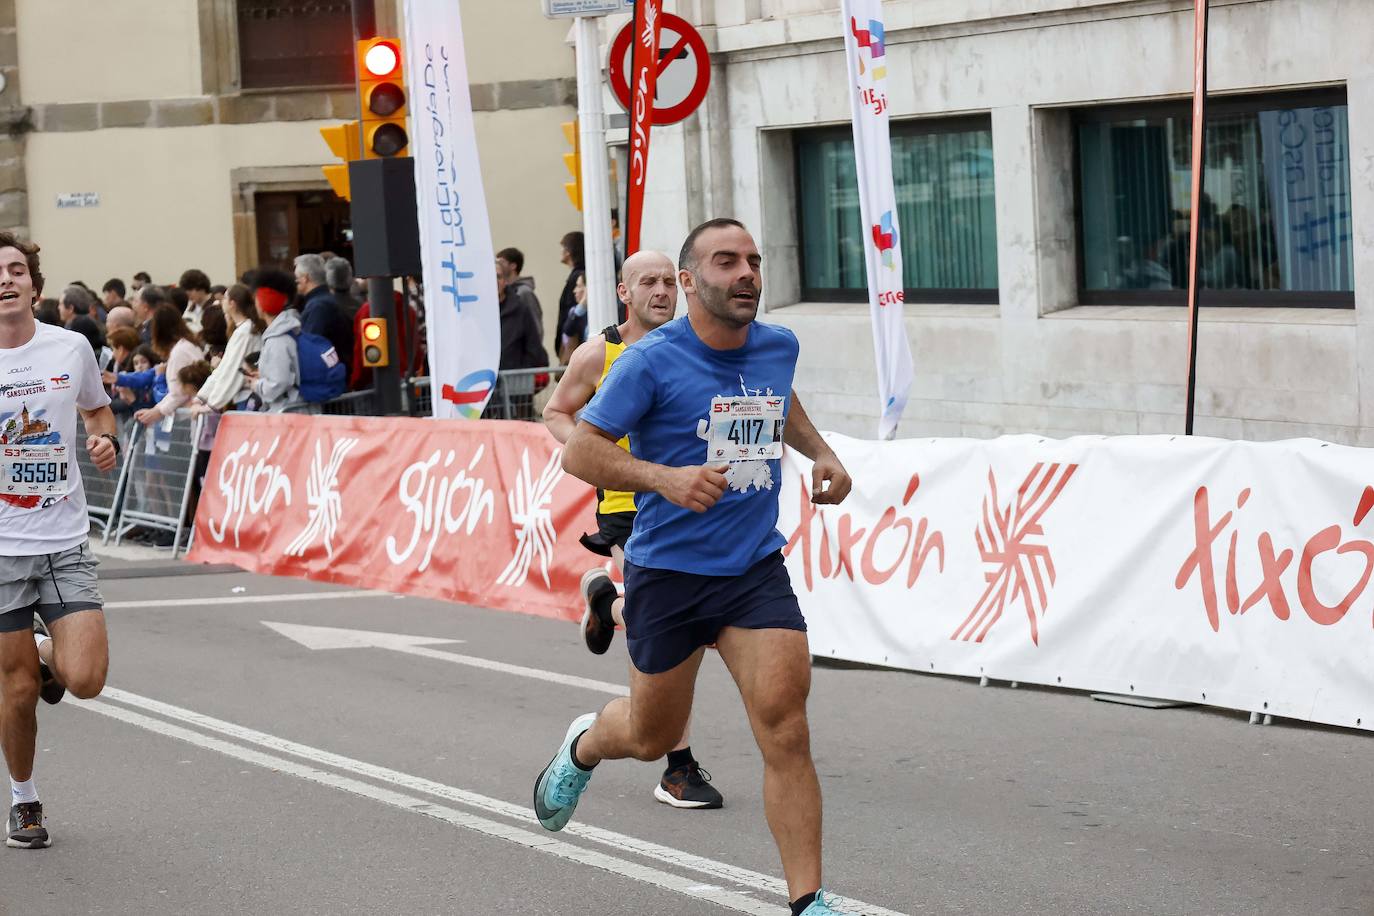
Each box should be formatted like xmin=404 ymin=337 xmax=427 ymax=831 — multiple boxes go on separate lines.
xmin=56 ymin=192 xmax=100 ymax=209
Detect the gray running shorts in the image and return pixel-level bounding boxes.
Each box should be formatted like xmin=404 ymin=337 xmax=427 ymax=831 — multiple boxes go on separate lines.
xmin=0 ymin=542 xmax=104 ymax=632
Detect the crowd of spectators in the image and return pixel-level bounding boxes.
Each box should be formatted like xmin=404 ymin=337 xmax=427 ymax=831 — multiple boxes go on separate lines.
xmin=40 ymin=255 xmax=426 ymax=543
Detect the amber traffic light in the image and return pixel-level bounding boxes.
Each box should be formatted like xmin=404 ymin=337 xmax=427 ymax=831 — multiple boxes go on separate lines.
xmin=319 ymin=122 xmax=361 ymax=200
xmin=360 ymin=317 xmax=390 ymax=368
xmin=358 ymin=38 xmax=408 ymax=159
xmin=562 ymin=121 xmax=581 ymax=211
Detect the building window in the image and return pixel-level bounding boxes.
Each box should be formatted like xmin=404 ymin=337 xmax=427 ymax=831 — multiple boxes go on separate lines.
xmin=796 ymin=116 xmax=999 ymax=304
xmin=237 ymin=0 xmax=354 ymax=91
xmin=1076 ymin=88 xmax=1353 ymax=306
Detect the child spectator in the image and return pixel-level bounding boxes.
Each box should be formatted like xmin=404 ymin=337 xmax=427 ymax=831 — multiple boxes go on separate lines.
xmin=177 ymin=361 xmax=213 ymax=402
xmin=112 ymin=344 xmax=161 ymax=418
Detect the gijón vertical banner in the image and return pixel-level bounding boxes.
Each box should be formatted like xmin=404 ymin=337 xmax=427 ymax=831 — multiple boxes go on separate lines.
xmin=625 ymin=0 xmax=662 ymax=257
xmin=404 ymin=0 xmax=500 ymax=419
xmin=841 ymin=0 xmax=914 ymax=440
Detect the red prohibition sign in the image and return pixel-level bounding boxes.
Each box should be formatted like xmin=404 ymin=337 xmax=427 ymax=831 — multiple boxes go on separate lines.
xmin=608 ymin=12 xmax=711 ymax=126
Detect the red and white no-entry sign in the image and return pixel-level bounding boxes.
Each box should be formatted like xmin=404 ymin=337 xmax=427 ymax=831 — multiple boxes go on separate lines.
xmin=608 ymin=13 xmax=711 ymax=125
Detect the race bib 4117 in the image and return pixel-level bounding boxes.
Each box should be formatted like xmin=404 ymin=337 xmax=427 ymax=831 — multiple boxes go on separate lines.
xmin=707 ymin=396 xmax=786 ymax=464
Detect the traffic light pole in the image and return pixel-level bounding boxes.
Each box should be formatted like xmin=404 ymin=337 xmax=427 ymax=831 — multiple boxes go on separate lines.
xmin=574 ymin=16 xmax=619 ymax=336
xmin=352 ymin=0 xmax=403 ymax=416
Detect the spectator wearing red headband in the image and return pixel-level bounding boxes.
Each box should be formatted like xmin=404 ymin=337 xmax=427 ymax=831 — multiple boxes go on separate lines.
xmin=246 ymin=267 xmax=304 ymax=413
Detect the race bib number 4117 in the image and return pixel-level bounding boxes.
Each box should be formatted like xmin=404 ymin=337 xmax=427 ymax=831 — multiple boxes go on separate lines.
xmin=2 ymin=445 xmax=71 ymax=497
xmin=707 ymin=396 xmax=786 ymax=464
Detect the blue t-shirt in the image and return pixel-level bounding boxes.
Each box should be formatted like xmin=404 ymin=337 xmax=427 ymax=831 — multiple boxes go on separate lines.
xmin=580 ymin=317 xmax=799 ymax=576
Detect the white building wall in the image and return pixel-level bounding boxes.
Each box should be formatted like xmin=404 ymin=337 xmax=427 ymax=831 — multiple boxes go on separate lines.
xmin=25 ymin=122 xmax=338 ymax=288
xmin=630 ymin=0 xmax=1374 ymax=443
xmin=16 ymin=0 xmax=203 ymax=104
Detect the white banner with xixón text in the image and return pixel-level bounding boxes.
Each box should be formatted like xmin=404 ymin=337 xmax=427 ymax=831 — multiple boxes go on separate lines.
xmin=780 ymin=433 xmax=1374 ymax=731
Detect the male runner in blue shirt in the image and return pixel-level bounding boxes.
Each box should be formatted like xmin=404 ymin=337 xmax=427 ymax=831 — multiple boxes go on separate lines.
xmin=533 ymin=219 xmax=854 ymax=916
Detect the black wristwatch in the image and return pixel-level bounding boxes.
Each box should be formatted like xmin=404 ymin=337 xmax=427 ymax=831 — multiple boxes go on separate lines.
xmin=100 ymin=433 xmax=122 ymax=457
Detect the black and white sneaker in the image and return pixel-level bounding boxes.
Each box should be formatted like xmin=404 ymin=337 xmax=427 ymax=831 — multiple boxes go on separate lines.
xmin=32 ymin=618 xmax=64 ymax=706
xmin=654 ymin=763 xmax=724 ymax=810
xmin=7 ymin=802 xmax=50 ymax=849
xmin=579 ymin=569 xmax=618 ymax=656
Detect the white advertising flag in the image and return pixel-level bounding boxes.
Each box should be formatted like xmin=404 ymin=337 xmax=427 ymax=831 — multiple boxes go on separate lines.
xmin=404 ymin=0 xmax=500 ymax=419
xmin=841 ymin=0 xmax=914 ymax=440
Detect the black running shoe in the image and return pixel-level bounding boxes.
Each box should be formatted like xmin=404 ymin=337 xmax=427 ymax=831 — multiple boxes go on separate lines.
xmin=7 ymin=802 xmax=50 ymax=849
xmin=32 ymin=618 xmax=64 ymax=706
xmin=654 ymin=763 xmax=724 ymax=810
xmin=579 ymin=569 xmax=617 ymax=656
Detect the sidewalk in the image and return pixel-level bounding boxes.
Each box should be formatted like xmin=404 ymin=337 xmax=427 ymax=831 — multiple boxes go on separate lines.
xmin=90 ymin=539 xmax=241 ymax=580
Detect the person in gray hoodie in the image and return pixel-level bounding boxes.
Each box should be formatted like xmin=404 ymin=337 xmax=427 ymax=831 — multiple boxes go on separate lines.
xmin=245 ymin=268 xmax=304 ymax=413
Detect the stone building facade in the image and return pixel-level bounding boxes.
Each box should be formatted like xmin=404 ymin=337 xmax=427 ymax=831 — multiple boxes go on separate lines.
xmin=621 ymin=0 xmax=1372 ymax=443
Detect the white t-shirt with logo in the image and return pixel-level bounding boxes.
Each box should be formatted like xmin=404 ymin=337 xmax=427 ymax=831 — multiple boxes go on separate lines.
xmin=0 ymin=322 xmax=111 ymax=556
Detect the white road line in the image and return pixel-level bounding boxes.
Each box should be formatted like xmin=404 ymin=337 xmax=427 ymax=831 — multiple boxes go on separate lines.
xmin=358 ymin=642 xmax=630 ymax=695
xmin=78 ymin=700 xmax=776 ymax=915
xmin=262 ymin=621 xmax=628 ymax=695
xmin=104 ymin=590 xmax=388 ymax=609
xmin=94 ymin=687 xmax=908 ymax=916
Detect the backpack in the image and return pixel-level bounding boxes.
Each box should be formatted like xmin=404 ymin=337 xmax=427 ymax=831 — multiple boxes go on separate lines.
xmin=292 ymin=331 xmax=347 ymax=403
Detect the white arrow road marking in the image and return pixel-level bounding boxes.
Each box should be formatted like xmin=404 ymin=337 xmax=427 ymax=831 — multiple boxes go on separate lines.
xmin=77 ymin=699 xmax=775 ymax=915
xmin=105 ymin=590 xmax=389 ymax=610
xmin=262 ymin=621 xmax=630 ymax=696
xmin=261 ymin=621 xmax=463 ymax=651
xmin=88 ymin=688 xmax=909 ymax=916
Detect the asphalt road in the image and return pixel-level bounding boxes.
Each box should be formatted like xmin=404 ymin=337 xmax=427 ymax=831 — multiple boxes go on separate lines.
xmin=7 ymin=555 xmax=1373 ymax=915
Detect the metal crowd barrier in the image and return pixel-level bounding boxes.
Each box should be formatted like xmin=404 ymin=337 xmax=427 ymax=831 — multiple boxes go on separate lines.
xmin=283 ymin=389 xmax=379 ymax=416
xmin=108 ymin=410 xmax=203 ymax=557
xmin=403 ymin=367 xmax=566 ymax=420
xmin=405 ymin=377 xmax=433 ymax=417
xmin=79 ymin=416 xmax=135 ymax=543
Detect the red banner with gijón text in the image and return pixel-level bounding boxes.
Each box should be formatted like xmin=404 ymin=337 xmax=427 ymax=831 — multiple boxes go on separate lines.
xmin=188 ymin=413 xmax=599 ymax=621
xmin=625 ymin=0 xmax=662 ymax=256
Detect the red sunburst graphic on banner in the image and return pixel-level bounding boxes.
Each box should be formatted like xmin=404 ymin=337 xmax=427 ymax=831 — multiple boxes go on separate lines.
xmin=952 ymin=462 xmax=1078 ymax=646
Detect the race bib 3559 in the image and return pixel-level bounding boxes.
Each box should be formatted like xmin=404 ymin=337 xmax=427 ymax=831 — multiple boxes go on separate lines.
xmin=2 ymin=444 xmax=71 ymax=497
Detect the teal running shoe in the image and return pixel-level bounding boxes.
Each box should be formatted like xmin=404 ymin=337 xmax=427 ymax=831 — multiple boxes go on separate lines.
xmin=800 ymin=889 xmax=844 ymax=915
xmin=533 ymin=713 xmax=597 ymax=831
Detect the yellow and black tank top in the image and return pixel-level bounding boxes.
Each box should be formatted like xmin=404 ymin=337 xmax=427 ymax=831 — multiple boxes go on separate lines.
xmin=596 ymin=325 xmax=637 ymax=516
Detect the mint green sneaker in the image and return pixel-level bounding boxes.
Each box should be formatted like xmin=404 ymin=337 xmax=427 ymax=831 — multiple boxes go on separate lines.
xmin=533 ymin=713 xmax=597 ymax=831
xmin=800 ymin=889 xmax=844 ymax=915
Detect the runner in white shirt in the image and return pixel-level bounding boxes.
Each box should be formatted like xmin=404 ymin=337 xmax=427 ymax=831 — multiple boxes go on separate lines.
xmin=0 ymin=232 xmax=118 ymax=850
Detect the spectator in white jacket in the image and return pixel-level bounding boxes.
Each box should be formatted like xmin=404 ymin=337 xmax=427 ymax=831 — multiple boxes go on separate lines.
xmin=134 ymin=304 xmax=203 ymax=426
xmin=191 ymin=283 xmax=265 ymax=414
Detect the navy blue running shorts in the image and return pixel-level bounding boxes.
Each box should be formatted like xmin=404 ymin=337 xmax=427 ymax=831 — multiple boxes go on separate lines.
xmin=622 ymin=550 xmax=806 ymax=675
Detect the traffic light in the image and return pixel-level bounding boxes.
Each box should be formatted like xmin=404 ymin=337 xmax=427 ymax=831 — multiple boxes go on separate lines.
xmin=319 ymin=122 xmax=360 ymax=200
xmin=358 ymin=37 xmax=408 ymax=159
xmin=562 ymin=120 xmax=581 ymax=211
xmin=360 ymin=317 xmax=390 ymax=368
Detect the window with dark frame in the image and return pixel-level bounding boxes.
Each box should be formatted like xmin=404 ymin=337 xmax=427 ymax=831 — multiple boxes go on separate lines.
xmin=795 ymin=116 xmax=999 ymax=304
xmin=1075 ymin=88 xmax=1353 ymax=307
xmin=237 ymin=0 xmax=354 ymax=92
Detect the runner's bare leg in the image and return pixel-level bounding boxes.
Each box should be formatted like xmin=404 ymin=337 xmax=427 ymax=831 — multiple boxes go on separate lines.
xmin=0 ymin=630 xmax=41 ymax=783
xmin=573 ymin=648 xmax=704 ymax=765
xmin=42 ymin=610 xmax=108 ymax=699
xmin=715 ymin=625 xmax=821 ymax=900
